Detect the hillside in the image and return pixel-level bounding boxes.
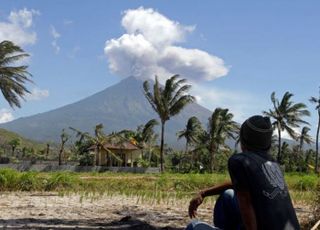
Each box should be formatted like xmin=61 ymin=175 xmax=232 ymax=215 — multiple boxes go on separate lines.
xmin=0 ymin=128 xmax=45 ymax=150
xmin=0 ymin=77 xmax=212 ymax=148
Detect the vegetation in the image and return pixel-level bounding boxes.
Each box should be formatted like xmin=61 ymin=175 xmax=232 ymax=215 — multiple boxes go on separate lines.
xmin=58 ymin=129 xmax=69 ymax=165
xmin=0 ymin=167 xmax=317 ymax=220
xmin=205 ymin=108 xmax=239 ymax=172
xmin=143 ymin=75 xmax=195 ymax=172
xmin=0 ymin=169 xmax=316 ymax=204
xmin=263 ymin=91 xmax=310 ymax=163
xmin=177 ymin=116 xmax=202 ymax=169
xmin=310 ymin=90 xmax=320 ymax=173
xmin=0 ymin=40 xmax=32 ymax=108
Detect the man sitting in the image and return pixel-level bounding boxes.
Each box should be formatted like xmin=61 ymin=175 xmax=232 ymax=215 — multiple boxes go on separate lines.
xmin=187 ymin=115 xmax=300 ymax=230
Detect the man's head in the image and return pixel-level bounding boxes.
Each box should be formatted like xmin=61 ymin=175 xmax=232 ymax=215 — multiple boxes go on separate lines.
xmin=240 ymin=115 xmax=273 ymax=152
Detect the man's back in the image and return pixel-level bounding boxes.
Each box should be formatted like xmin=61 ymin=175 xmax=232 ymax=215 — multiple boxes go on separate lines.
xmin=229 ymin=151 xmax=300 ymax=230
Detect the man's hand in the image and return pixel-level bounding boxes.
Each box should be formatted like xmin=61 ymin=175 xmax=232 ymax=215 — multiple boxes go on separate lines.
xmin=188 ymin=193 xmax=204 ymax=218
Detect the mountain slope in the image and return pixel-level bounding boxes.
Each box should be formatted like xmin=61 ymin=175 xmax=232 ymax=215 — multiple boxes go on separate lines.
xmin=0 ymin=77 xmax=212 ymax=147
xmin=0 ymin=128 xmax=45 ymax=150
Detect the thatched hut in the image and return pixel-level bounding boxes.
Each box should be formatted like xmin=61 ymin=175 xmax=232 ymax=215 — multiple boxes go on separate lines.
xmin=89 ymin=140 xmax=140 ymax=167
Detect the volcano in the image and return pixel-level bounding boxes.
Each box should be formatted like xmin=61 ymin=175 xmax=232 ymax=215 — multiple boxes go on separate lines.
xmin=0 ymin=77 xmax=212 ymax=147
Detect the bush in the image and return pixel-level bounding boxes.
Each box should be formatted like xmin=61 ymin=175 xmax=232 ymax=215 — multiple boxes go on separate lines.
xmin=0 ymin=168 xmax=19 ymax=190
xmin=19 ymin=172 xmax=40 ymax=191
xmin=137 ymin=158 xmax=150 ymax=168
xmin=289 ymin=174 xmax=317 ymax=191
xmin=45 ymin=172 xmax=78 ymax=191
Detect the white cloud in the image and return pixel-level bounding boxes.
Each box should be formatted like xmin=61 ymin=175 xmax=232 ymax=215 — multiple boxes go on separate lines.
xmin=51 ymin=40 xmax=60 ymax=54
xmin=50 ymin=25 xmax=60 ymax=39
xmin=50 ymin=25 xmax=61 ymax=54
xmin=0 ymin=8 xmax=39 ymax=46
xmin=104 ymin=7 xmax=228 ymax=81
xmin=0 ymin=109 xmax=14 ymax=124
xmin=26 ymin=88 xmax=49 ymax=101
xmin=160 ymin=46 xmax=228 ymax=81
xmin=122 ymin=7 xmax=194 ymax=47
xmin=192 ymin=85 xmax=262 ymax=122
xmin=274 ymin=127 xmax=301 ymax=141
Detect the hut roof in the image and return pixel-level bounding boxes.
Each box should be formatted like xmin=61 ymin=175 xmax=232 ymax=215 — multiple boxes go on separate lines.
xmin=88 ymin=140 xmax=139 ymax=151
xmin=104 ymin=141 xmax=139 ymax=150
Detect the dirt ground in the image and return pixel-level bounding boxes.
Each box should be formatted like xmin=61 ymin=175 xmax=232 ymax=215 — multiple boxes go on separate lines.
xmin=0 ymin=192 xmax=313 ymax=229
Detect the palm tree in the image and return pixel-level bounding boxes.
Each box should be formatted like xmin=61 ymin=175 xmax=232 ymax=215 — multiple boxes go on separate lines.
xmin=70 ymin=124 xmax=122 ymax=166
xmin=298 ymin=126 xmax=313 ymax=153
xmin=59 ymin=129 xmax=69 ymax=165
xmin=177 ymin=116 xmax=203 ymax=169
xmin=140 ymin=119 xmax=159 ymax=145
xmin=8 ymin=138 xmax=20 ymax=157
xmin=0 ymin=40 xmax=32 ymax=108
xmin=263 ymin=91 xmax=310 ymax=163
xmin=138 ymin=119 xmax=159 ymax=164
xmin=207 ymin=108 xmax=239 ymax=172
xmin=297 ymin=126 xmax=313 ymax=172
xmin=310 ymin=89 xmax=320 ymax=173
xmin=143 ymin=75 xmax=195 ymax=172
xmin=177 ymin=116 xmax=202 ymax=153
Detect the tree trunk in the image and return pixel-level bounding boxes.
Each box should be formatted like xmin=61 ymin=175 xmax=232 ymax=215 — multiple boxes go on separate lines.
xmin=148 ymin=148 xmax=152 ymax=165
xmin=210 ymin=143 xmax=215 ymax=173
xmin=185 ymin=142 xmax=190 ymax=170
xmin=315 ymin=114 xmax=320 ymax=173
xmin=59 ymin=144 xmax=64 ymax=166
xmin=46 ymin=144 xmax=50 ymax=160
xmin=160 ymin=122 xmax=165 ymax=173
xmin=93 ymin=147 xmax=97 ymax=167
xmin=12 ymin=146 xmax=15 ymax=157
xmin=277 ymin=124 xmax=282 ymax=163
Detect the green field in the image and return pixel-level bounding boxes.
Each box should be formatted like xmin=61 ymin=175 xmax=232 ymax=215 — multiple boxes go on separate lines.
xmin=0 ymin=168 xmax=318 ymax=205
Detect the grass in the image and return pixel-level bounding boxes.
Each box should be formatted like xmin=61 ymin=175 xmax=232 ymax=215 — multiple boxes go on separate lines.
xmin=0 ymin=168 xmax=318 ymax=204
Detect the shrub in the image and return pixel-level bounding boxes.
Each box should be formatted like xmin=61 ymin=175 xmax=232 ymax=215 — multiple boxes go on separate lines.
xmin=291 ymin=175 xmax=317 ymax=191
xmin=18 ymin=172 xmax=40 ymax=191
xmin=0 ymin=168 xmax=19 ymax=190
xmin=45 ymin=172 xmax=78 ymax=191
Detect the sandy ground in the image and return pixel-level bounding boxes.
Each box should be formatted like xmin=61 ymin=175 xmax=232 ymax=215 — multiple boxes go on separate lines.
xmin=0 ymin=192 xmax=313 ymax=230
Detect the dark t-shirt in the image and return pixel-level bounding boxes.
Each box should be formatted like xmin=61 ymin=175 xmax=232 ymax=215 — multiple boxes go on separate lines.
xmin=228 ymin=151 xmax=300 ymax=230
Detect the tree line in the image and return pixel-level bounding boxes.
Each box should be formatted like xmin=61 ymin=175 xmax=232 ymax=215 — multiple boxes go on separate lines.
xmin=1 ymin=40 xmax=319 ymax=173
xmin=143 ymin=75 xmax=320 ymax=174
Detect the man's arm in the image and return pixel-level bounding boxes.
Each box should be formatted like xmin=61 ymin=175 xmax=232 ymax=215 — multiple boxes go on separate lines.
xmin=237 ymin=190 xmax=257 ymax=230
xmin=188 ymin=181 xmax=233 ymax=218
xmin=200 ymin=181 xmax=233 ymax=197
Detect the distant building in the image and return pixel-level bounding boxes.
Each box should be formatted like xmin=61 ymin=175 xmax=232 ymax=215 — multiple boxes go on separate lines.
xmin=89 ymin=140 xmax=140 ymax=167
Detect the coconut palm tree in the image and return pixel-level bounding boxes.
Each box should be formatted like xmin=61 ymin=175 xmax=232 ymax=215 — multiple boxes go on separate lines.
xmin=59 ymin=129 xmax=69 ymax=165
xmin=138 ymin=119 xmax=159 ymax=163
xmin=297 ymin=127 xmax=313 ymax=172
xmin=8 ymin=138 xmax=20 ymax=157
xmin=298 ymin=126 xmax=313 ymax=153
xmin=140 ymin=119 xmax=159 ymax=145
xmin=206 ymin=108 xmax=239 ymax=172
xmin=177 ymin=116 xmax=202 ymax=154
xmin=310 ymin=90 xmax=320 ymax=173
xmin=69 ymin=125 xmax=121 ymax=166
xmin=0 ymin=40 xmax=32 ymax=108
xmin=263 ymin=91 xmax=310 ymax=163
xmin=177 ymin=116 xmax=203 ymax=169
xmin=143 ymin=75 xmax=195 ymax=172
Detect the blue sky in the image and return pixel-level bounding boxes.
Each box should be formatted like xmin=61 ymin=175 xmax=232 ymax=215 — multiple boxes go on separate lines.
xmin=0 ymin=1 xmax=319 ymax=139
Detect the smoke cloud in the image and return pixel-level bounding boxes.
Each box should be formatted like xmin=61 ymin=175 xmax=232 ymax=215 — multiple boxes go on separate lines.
xmin=104 ymin=7 xmax=228 ymax=81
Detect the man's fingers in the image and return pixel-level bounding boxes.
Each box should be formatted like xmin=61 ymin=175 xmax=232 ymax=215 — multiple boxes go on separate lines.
xmin=188 ymin=197 xmax=202 ymax=219
xmin=188 ymin=206 xmax=197 ymax=219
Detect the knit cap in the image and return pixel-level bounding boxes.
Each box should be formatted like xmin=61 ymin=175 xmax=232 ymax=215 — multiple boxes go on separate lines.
xmin=240 ymin=115 xmax=273 ymax=151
